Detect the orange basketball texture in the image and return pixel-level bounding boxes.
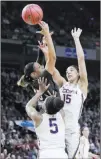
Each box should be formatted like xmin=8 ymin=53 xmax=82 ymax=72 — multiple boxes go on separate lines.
xmin=22 ymin=4 xmax=43 ymax=25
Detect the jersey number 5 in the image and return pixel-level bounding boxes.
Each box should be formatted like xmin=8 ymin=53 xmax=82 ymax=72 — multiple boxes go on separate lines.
xmin=49 ymin=118 xmax=58 ymax=134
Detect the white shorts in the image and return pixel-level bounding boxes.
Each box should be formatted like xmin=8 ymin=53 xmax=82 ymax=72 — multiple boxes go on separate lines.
xmin=39 ymin=148 xmax=68 ymax=159
xmin=65 ymin=130 xmax=80 ymax=158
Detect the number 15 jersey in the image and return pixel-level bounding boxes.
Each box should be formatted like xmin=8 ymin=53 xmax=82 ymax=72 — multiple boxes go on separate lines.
xmin=59 ymin=83 xmax=86 ymax=131
xmin=35 ymin=112 xmax=65 ymax=150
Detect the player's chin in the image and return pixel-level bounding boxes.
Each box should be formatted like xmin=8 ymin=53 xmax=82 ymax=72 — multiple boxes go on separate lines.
xmin=68 ymin=78 xmax=73 ymax=82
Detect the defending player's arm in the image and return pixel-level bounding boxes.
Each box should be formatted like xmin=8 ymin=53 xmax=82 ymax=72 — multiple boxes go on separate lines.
xmin=26 ymin=77 xmax=50 ymax=124
xmin=71 ymin=28 xmax=88 ymax=96
xmin=38 ymin=21 xmax=56 ymax=75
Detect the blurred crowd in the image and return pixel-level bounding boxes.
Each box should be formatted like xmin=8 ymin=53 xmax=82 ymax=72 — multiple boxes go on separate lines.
xmin=1 ymin=67 xmax=100 ymax=158
xmin=1 ymin=68 xmax=38 ymax=159
xmin=1 ymin=1 xmax=100 ymax=48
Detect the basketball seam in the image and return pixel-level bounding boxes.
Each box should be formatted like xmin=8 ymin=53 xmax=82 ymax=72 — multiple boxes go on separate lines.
xmin=32 ymin=6 xmax=42 ymax=23
xmin=29 ymin=6 xmax=35 ymax=24
xmin=25 ymin=7 xmax=30 ymax=23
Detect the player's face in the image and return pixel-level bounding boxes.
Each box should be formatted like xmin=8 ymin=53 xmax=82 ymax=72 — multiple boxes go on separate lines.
xmin=30 ymin=62 xmax=44 ymax=79
xmin=66 ymin=66 xmax=79 ymax=83
xmin=82 ymin=127 xmax=89 ymax=138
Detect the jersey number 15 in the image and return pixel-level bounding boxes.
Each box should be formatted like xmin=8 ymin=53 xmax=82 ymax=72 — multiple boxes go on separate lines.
xmin=63 ymin=94 xmax=71 ymax=103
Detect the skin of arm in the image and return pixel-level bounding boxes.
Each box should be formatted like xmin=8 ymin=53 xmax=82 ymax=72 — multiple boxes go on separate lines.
xmin=38 ymin=21 xmax=56 ymax=75
xmin=26 ymin=77 xmax=50 ymax=126
xmin=38 ymin=34 xmax=66 ymax=87
xmin=26 ymin=91 xmax=43 ymax=126
xmin=72 ymin=28 xmax=88 ymax=97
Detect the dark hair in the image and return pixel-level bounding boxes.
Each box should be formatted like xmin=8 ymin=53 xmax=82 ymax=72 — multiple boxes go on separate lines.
xmin=24 ymin=62 xmax=35 ymax=76
xmin=45 ymin=97 xmax=64 ymax=115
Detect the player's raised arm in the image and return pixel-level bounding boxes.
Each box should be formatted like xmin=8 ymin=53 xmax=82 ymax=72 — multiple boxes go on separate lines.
xmin=71 ymin=28 xmax=88 ymax=95
xmin=26 ymin=77 xmax=50 ymax=123
xmin=38 ymin=21 xmax=56 ymax=75
xmin=37 ymin=33 xmax=66 ymax=87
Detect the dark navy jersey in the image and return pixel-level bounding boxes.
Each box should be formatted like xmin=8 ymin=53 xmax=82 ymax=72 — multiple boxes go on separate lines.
xmin=30 ymin=69 xmax=60 ymax=100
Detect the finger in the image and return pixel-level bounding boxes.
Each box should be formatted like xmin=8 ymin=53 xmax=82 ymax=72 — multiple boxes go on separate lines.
xmin=39 ymin=21 xmax=45 ymax=27
xmin=42 ymin=77 xmax=44 ymax=83
xmin=71 ymin=29 xmax=73 ymax=34
xmin=38 ymin=78 xmax=40 ymax=84
xmin=39 ymin=77 xmax=42 ymax=84
xmin=50 ymin=31 xmax=54 ymax=36
xmin=38 ymin=22 xmax=44 ymax=29
xmin=47 ymin=90 xmax=52 ymax=96
xmin=74 ymin=27 xmax=76 ymax=32
xmin=38 ymin=41 xmax=42 ymax=45
xmin=41 ymin=21 xmax=46 ymax=25
xmin=80 ymin=29 xmax=82 ymax=33
xmin=53 ymin=90 xmax=56 ymax=97
xmin=44 ymin=94 xmax=49 ymax=97
xmin=55 ymin=91 xmax=57 ymax=97
xmin=45 ymin=78 xmax=47 ymax=85
xmin=46 ymin=83 xmax=50 ymax=89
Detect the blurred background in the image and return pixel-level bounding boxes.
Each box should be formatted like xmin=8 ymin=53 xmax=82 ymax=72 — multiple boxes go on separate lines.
xmin=1 ymin=1 xmax=100 ymax=159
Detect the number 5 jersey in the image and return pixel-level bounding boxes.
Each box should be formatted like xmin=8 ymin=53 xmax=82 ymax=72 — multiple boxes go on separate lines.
xmin=35 ymin=112 xmax=65 ymax=150
xmin=59 ymin=82 xmax=86 ymax=132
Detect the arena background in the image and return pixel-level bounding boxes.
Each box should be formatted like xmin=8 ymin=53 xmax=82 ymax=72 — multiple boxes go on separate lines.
xmin=1 ymin=1 xmax=100 ymax=159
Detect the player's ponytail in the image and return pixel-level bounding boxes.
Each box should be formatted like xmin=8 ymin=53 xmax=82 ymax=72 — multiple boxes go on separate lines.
xmin=17 ymin=75 xmax=29 ymax=87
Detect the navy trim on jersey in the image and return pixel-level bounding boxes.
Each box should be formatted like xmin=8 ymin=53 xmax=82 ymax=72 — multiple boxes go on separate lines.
xmin=78 ymin=94 xmax=84 ymax=120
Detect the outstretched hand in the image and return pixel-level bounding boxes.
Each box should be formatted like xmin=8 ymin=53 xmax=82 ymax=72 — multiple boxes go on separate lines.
xmin=71 ymin=28 xmax=82 ymax=39
xmin=38 ymin=77 xmax=50 ymax=94
xmin=36 ymin=21 xmax=50 ymax=35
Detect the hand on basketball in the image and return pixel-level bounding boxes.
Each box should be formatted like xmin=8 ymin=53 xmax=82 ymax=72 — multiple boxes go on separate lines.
xmin=38 ymin=77 xmax=50 ymax=94
xmin=71 ymin=28 xmax=82 ymax=39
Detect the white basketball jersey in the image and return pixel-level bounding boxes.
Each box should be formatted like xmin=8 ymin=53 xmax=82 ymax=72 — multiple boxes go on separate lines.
xmin=76 ymin=136 xmax=89 ymax=158
xmin=35 ymin=112 xmax=65 ymax=150
xmin=59 ymin=82 xmax=86 ymax=131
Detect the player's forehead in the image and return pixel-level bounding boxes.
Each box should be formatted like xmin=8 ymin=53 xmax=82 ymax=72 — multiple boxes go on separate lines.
xmin=66 ymin=66 xmax=75 ymax=72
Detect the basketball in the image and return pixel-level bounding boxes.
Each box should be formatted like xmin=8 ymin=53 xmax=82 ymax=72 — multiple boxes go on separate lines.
xmin=22 ymin=4 xmax=43 ymax=25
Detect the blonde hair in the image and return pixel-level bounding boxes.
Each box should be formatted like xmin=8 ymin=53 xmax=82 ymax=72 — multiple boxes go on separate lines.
xmin=17 ymin=75 xmax=29 ymax=87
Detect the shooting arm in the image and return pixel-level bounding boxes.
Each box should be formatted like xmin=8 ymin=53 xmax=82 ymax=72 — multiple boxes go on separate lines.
xmin=44 ymin=32 xmax=56 ymax=75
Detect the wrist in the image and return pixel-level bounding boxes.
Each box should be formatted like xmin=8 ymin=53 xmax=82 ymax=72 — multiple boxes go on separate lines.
xmin=37 ymin=90 xmax=44 ymax=96
xmin=44 ymin=31 xmax=50 ymax=37
xmin=73 ymin=37 xmax=80 ymax=41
